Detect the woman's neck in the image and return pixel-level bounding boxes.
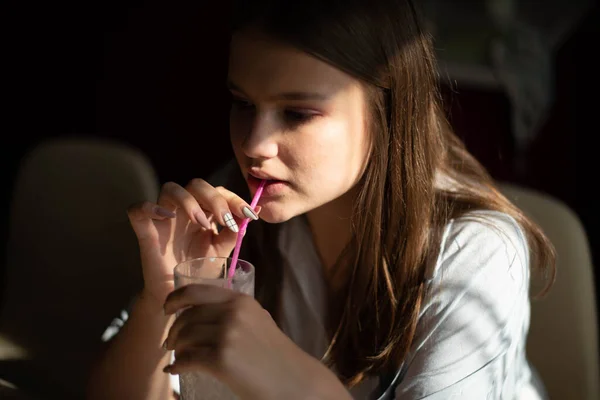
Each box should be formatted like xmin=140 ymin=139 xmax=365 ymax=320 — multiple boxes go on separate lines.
xmin=305 ymin=188 xmax=357 ymax=279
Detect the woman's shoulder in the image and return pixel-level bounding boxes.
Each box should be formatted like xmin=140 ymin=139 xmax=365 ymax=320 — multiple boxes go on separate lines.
xmin=430 ymin=209 xmax=530 ymax=291
xmin=398 ymin=213 xmax=536 ymax=398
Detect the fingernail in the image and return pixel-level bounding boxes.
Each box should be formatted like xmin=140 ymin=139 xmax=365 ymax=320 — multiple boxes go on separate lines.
xmin=223 ymin=212 xmax=239 ymax=233
xmin=155 ymin=206 xmax=176 ymax=218
xmin=243 ymin=206 xmax=259 ymax=220
xmin=194 ymin=211 xmax=212 ymax=230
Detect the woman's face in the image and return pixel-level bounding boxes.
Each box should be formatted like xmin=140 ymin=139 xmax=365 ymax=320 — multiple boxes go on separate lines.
xmin=228 ymin=30 xmax=371 ymax=223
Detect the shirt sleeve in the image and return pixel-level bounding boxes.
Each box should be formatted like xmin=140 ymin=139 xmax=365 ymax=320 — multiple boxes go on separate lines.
xmin=394 ymin=211 xmax=539 ymax=399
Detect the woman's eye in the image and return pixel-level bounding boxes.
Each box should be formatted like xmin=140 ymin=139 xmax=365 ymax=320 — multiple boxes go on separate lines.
xmin=230 ymin=96 xmax=319 ymax=125
xmin=284 ymin=110 xmax=318 ymax=124
xmin=231 ymin=97 xmax=254 ymax=109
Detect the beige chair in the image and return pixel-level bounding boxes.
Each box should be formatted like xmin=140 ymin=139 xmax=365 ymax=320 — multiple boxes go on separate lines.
xmin=0 ymin=137 xmax=160 ymax=399
xmin=499 ymin=183 xmax=599 ymax=400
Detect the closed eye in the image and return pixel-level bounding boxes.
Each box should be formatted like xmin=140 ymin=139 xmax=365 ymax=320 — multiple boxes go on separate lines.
xmin=230 ymin=93 xmax=321 ymax=126
xmin=284 ymin=109 xmax=320 ymax=125
xmin=231 ymin=96 xmax=254 ymax=110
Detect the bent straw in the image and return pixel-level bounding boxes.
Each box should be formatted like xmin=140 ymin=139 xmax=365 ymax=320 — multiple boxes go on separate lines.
xmin=227 ymin=179 xmax=266 ymax=282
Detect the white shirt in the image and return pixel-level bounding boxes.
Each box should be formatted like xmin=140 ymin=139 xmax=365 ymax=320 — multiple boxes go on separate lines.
xmin=276 ymin=210 xmax=545 ymax=399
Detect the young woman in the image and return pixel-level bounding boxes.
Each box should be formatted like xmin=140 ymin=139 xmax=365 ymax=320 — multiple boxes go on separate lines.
xmin=88 ymin=0 xmax=555 ymax=398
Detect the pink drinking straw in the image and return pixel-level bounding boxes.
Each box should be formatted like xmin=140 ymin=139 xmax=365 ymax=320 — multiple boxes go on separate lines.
xmin=227 ymin=179 xmax=266 ymax=283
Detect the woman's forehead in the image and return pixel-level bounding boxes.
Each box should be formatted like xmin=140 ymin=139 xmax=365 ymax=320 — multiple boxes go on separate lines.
xmin=228 ymin=31 xmax=355 ymax=98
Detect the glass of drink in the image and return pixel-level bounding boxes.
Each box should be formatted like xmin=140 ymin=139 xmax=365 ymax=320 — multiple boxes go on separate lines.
xmin=173 ymin=257 xmax=255 ymax=400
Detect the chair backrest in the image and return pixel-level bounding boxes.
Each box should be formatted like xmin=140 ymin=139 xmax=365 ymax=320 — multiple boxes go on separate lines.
xmin=0 ymin=137 xmax=159 ymax=398
xmin=499 ymin=183 xmax=599 ymax=400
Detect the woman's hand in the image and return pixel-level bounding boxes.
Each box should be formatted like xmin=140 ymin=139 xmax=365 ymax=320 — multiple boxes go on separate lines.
xmin=127 ymin=179 xmax=259 ymax=308
xmin=162 ymin=284 xmax=352 ymax=400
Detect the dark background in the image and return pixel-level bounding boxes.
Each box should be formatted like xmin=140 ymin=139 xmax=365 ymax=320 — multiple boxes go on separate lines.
xmin=3 ymin=1 xmax=599 ymax=316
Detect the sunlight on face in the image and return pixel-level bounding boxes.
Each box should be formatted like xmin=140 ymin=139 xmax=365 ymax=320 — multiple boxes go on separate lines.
xmin=228 ymin=30 xmax=371 ymax=223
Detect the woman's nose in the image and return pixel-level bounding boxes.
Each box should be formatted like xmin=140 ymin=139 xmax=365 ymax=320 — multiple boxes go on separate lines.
xmin=241 ymin=113 xmax=279 ymax=160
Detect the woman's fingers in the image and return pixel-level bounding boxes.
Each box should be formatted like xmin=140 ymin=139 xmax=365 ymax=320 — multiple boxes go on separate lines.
xmin=214 ymin=186 xmax=259 ymax=221
xmin=185 ymin=179 xmax=237 ymax=232
xmin=165 ymin=313 xmax=224 ymax=353
xmin=127 ymin=201 xmax=176 ymax=241
xmin=157 ymin=182 xmax=213 ymax=230
xmin=163 ymin=347 xmax=219 ymax=375
xmin=130 ymin=179 xmax=259 ymax=236
xmin=128 ymin=201 xmax=176 ymax=221
xmin=186 ymin=179 xmax=258 ymax=233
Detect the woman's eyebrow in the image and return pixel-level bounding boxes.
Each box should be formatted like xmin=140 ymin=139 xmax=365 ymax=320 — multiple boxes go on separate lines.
xmin=227 ymin=80 xmax=331 ymax=101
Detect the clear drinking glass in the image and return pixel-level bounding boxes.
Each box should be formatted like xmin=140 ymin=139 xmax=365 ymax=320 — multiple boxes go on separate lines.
xmin=173 ymin=257 xmax=255 ymax=400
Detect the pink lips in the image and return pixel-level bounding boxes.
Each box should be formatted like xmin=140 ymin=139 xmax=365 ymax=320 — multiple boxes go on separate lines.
xmin=248 ymin=169 xmax=280 ymax=181
xmin=247 ymin=172 xmax=288 ymax=197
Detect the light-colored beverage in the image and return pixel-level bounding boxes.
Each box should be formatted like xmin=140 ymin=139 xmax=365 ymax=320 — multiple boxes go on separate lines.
xmin=179 ymin=371 xmax=237 ymax=400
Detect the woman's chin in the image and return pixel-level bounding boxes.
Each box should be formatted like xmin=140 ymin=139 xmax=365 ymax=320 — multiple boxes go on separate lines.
xmin=258 ymin=211 xmax=292 ymax=224
xmin=256 ymin=203 xmax=299 ymax=224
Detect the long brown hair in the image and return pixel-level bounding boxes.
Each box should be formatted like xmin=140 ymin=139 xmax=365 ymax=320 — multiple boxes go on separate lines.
xmin=233 ymin=0 xmax=556 ymax=387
